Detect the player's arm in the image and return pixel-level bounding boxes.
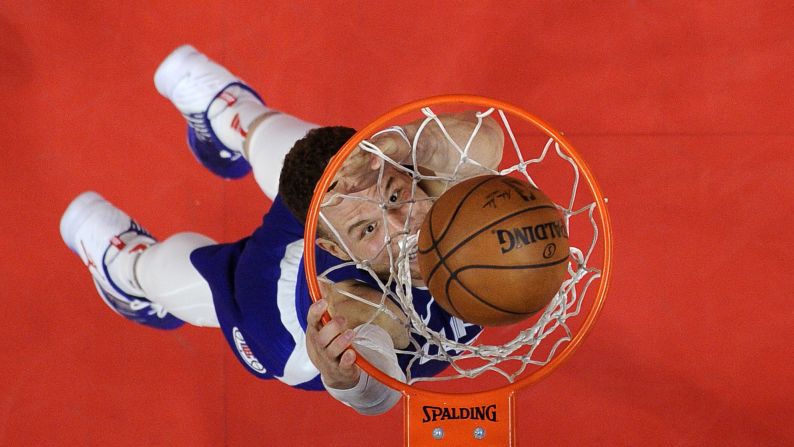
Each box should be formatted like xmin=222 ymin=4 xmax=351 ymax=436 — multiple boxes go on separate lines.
xmin=306 ymin=280 xmax=408 ymax=415
xmin=396 ymin=111 xmax=504 ymax=176
xmin=320 ymin=280 xmax=409 ymax=348
xmin=332 ymin=111 xmax=504 ymax=194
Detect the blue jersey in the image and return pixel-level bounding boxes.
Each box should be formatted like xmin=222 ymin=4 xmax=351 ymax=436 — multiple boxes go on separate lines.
xmin=190 ymin=196 xmax=481 ymax=390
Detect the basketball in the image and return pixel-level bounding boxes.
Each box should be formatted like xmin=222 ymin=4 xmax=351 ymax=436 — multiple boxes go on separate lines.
xmin=417 ymin=175 xmax=569 ymax=326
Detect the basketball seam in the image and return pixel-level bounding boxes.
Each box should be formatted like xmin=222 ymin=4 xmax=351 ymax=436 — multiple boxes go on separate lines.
xmin=423 ymin=177 xmax=501 ymax=316
xmin=436 ymin=229 xmax=463 ymax=319
xmin=444 ymin=256 xmax=569 ymax=315
xmin=453 ymin=255 xmax=569 ymax=274
xmin=444 ymin=255 xmax=568 ymax=317
xmin=440 ymin=258 xmax=466 ymax=320
xmin=423 ymin=204 xmax=558 ymax=286
xmin=445 ymin=274 xmax=532 ymax=316
xmin=418 ymin=175 xmax=504 ymax=256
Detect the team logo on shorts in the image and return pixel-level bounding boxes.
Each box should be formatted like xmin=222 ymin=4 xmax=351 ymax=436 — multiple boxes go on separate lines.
xmin=232 ymin=327 xmax=266 ymax=374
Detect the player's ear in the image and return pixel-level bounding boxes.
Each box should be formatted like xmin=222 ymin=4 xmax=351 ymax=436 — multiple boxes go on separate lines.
xmin=316 ymin=237 xmax=352 ymax=261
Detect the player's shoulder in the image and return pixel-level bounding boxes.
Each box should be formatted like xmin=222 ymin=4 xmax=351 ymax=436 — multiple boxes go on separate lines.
xmin=250 ymin=194 xmax=304 ymax=241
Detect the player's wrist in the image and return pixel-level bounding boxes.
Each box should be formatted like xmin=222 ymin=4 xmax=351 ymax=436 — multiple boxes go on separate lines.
xmin=322 ymin=369 xmax=362 ymax=391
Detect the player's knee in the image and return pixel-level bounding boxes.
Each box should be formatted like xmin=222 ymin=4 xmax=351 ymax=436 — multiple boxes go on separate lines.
xmin=161 ymin=232 xmax=216 ymax=254
xmin=136 ymin=232 xmax=220 ymax=328
xmin=136 ymin=232 xmax=215 ymax=299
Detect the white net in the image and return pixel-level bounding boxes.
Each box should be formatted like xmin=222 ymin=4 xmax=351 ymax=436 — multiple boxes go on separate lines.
xmin=313 ymin=104 xmax=605 ymax=388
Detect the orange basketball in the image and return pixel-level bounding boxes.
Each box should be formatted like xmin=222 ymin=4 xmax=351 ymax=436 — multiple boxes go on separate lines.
xmin=417 ymin=175 xmax=569 ymax=326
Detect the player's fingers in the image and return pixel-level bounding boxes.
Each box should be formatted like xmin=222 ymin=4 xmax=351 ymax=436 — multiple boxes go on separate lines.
xmin=307 ymin=299 xmax=328 ymax=331
xmin=345 ymin=147 xmax=369 ymax=171
xmin=369 ymin=152 xmax=383 ymax=171
xmin=338 ymin=348 xmax=357 ymax=370
xmin=316 ymin=316 xmax=347 ymax=348
xmin=325 ymin=329 xmax=355 ymax=359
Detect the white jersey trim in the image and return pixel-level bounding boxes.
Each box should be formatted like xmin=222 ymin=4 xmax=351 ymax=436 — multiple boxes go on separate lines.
xmin=275 ymin=239 xmax=320 ymax=385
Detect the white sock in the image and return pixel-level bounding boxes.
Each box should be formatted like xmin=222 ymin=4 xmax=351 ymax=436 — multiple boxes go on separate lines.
xmin=105 ymin=232 xmax=156 ymax=297
xmin=207 ymin=85 xmax=269 ymax=153
xmin=246 ymin=113 xmax=320 ymax=200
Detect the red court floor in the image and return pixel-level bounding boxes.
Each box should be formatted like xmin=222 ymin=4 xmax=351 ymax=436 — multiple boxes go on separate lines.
xmin=2 ymin=2 xmax=793 ymax=445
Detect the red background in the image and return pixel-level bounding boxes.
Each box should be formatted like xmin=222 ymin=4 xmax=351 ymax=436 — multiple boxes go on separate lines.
xmin=2 ymin=1 xmax=793 ymax=445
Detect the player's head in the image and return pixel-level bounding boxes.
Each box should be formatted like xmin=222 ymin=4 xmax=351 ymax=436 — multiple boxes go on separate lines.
xmin=279 ymin=126 xmax=430 ymax=280
xmin=279 ymin=126 xmax=356 ymax=223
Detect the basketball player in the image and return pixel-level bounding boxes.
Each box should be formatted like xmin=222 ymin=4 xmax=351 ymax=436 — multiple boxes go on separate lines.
xmin=60 ymin=45 xmax=503 ymax=415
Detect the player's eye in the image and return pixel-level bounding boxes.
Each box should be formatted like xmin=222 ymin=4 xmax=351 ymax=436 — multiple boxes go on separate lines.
xmin=389 ymin=189 xmax=402 ymax=203
xmin=362 ymin=222 xmax=377 ymax=238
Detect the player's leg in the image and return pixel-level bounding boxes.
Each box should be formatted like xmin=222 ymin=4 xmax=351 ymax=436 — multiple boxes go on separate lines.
xmin=60 ymin=191 xmax=219 ymax=329
xmin=154 ymin=45 xmax=317 ymax=199
xmin=243 ymin=110 xmax=319 ymax=200
xmin=136 ymin=232 xmax=219 ymax=328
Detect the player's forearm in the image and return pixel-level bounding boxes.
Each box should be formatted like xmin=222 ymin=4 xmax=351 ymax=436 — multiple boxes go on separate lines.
xmin=323 ymin=368 xmax=401 ymax=415
xmin=403 ymin=111 xmax=504 ymax=176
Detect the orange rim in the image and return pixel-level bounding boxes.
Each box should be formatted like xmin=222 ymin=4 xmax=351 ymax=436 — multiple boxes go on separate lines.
xmin=303 ymin=94 xmax=612 ymax=397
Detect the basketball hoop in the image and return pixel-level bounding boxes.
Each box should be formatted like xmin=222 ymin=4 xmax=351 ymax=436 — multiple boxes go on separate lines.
xmin=304 ymin=95 xmax=612 ymax=445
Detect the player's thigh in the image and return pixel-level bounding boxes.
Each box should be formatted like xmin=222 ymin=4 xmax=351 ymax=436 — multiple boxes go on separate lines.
xmin=137 ymin=232 xmax=219 ymax=327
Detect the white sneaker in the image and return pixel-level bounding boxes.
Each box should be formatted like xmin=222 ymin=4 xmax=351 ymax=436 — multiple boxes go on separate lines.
xmin=154 ymin=44 xmax=239 ymax=114
xmin=60 ymin=192 xmax=184 ymax=330
xmin=154 ymin=44 xmax=265 ymax=179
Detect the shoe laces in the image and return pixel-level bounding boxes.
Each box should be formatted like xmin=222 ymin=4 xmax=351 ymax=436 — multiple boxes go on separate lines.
xmin=185 ymin=112 xmax=213 ymax=142
xmin=129 ymin=299 xmax=169 ymax=318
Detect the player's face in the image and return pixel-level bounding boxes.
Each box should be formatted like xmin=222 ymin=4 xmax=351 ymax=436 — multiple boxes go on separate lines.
xmin=319 ymin=164 xmax=431 ymax=282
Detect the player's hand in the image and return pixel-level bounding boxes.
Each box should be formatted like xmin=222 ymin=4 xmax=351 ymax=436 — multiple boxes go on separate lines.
xmin=369 ymin=131 xmax=411 ymax=166
xmin=330 ymin=132 xmax=411 ymax=195
xmin=306 ymin=299 xmax=361 ymax=390
xmin=330 ymin=145 xmax=382 ymax=195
